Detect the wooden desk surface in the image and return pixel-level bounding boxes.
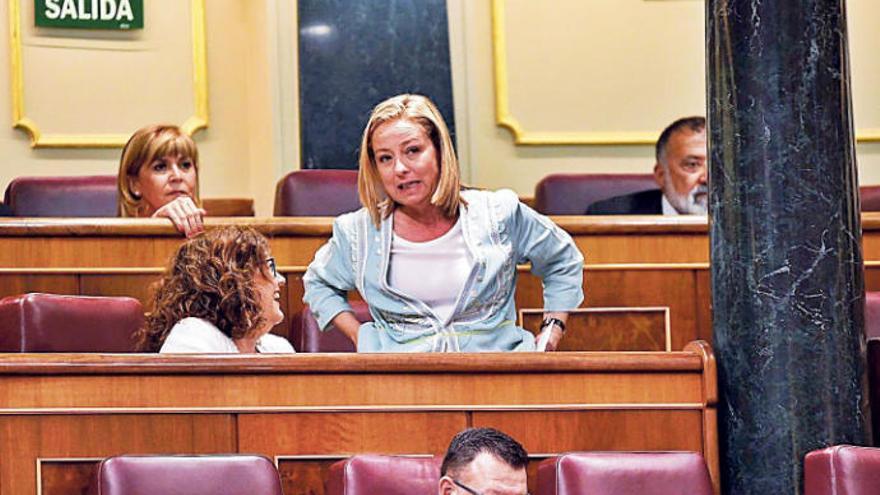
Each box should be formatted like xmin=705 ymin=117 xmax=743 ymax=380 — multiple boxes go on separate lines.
xmin=0 ymin=342 xmax=719 ymax=495
xmin=0 ymin=215 xmax=712 ymax=266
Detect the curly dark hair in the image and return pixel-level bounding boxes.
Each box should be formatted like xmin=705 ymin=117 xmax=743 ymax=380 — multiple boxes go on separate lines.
xmin=134 ymin=226 xmax=272 ymax=351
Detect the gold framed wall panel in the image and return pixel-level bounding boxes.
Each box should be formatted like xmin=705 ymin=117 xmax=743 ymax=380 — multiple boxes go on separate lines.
xmin=491 ymin=0 xmax=880 ymax=146
xmin=8 ymin=0 xmax=209 ymax=148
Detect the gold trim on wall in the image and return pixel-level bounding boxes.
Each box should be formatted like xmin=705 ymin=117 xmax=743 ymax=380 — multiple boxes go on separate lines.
xmin=8 ymin=0 xmax=209 ymax=148
xmin=490 ymin=0 xmax=880 ymax=146
xmin=860 ymin=129 xmax=880 ymax=142
xmin=491 ymin=0 xmax=658 ymax=146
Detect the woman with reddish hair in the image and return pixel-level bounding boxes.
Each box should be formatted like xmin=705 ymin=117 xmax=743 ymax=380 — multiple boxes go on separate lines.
xmin=136 ymin=226 xmax=294 ymax=354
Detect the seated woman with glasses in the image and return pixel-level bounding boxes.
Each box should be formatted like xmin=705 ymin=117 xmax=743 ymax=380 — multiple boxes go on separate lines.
xmin=134 ymin=225 xmax=295 ymax=353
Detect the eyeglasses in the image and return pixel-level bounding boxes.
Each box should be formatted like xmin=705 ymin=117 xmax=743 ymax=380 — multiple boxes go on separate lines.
xmin=450 ymin=478 xmax=530 ymax=495
xmin=265 ymin=257 xmax=278 ymax=278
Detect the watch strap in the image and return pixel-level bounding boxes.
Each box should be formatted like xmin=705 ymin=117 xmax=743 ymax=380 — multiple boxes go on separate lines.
xmin=541 ymin=316 xmax=566 ymax=333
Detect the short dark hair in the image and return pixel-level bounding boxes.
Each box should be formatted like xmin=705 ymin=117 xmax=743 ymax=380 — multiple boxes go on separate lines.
xmin=440 ymin=427 xmax=529 ymax=476
xmin=655 ymin=116 xmax=706 ymax=163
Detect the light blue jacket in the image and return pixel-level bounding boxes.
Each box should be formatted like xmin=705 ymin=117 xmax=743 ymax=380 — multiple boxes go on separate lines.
xmin=303 ymin=189 xmax=584 ymax=352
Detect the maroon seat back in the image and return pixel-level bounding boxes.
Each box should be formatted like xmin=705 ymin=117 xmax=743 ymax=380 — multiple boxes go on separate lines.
xmin=291 ymin=301 xmax=371 ymax=352
xmin=325 ymin=455 xmax=440 ymax=495
xmin=534 ymin=173 xmax=657 ymax=215
xmin=868 ymin=339 xmax=880 ymax=446
xmin=536 ymin=452 xmax=713 ymax=495
xmin=861 ymin=186 xmax=880 ymax=212
xmin=274 ymin=169 xmax=361 ymax=216
xmin=97 ymin=455 xmax=283 ymax=495
xmin=0 ymin=293 xmax=143 ymax=352
xmin=4 ymin=175 xmax=118 ymax=217
xmin=804 ymin=445 xmax=880 ymax=495
xmin=866 ymin=294 xmax=880 ymax=445
xmin=866 ymin=293 xmax=880 ymax=339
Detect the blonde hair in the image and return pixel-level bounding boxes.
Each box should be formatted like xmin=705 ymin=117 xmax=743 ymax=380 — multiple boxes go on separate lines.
xmin=118 ymin=124 xmax=201 ymax=217
xmin=357 ymin=94 xmax=464 ymax=226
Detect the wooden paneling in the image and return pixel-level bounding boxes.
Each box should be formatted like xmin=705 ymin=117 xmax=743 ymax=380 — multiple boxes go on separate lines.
xmin=474 ymin=410 xmax=704 ymax=452
xmin=0 ymin=349 xmax=719 ymax=494
xmin=584 ymin=269 xmax=701 ymax=350
xmin=40 ymin=460 xmax=99 ymax=495
xmin=0 ymin=273 xmax=77 ymax=299
xmin=574 ymin=234 xmax=708 ymax=264
xmin=865 ymin=265 xmax=880 ymax=291
xmin=0 ymin=369 xmax=704 ymax=410
xmin=0 ymin=236 xmax=185 ymax=268
xmin=202 ymin=198 xmax=255 ymax=217
xmin=520 ymin=307 xmax=668 ymax=351
xmin=240 ymin=412 xmax=464 ymax=454
xmin=0 ymin=216 xmax=710 ymax=268
xmin=0 ymin=414 xmax=235 ymax=495
xmin=695 ymin=269 xmax=713 ymax=342
xmin=79 ymin=273 xmax=161 ymax=303
xmin=277 ymin=459 xmax=337 ymax=495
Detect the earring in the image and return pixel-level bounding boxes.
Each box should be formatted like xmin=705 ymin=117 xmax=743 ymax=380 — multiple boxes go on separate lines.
xmin=132 ymin=190 xmax=141 ymax=199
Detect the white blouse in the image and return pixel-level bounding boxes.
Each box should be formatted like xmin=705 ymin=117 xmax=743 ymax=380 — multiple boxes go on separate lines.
xmin=159 ymin=317 xmax=295 ymax=353
xmin=389 ymin=219 xmax=474 ymax=323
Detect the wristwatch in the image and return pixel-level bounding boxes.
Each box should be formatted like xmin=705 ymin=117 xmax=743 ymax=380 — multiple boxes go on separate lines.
xmin=540 ymin=317 xmax=566 ymax=334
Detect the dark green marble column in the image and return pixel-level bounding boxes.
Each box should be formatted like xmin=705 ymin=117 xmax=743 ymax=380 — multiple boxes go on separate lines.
xmin=707 ymin=1 xmax=870 ymax=493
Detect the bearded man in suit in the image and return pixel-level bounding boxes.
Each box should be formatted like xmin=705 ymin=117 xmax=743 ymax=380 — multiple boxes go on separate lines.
xmin=586 ymin=116 xmax=707 ymax=215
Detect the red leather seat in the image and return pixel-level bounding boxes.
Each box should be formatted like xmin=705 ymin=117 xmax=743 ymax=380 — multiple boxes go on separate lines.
xmin=96 ymin=455 xmax=283 ymax=495
xmin=274 ymin=169 xmax=361 ymax=216
xmin=861 ymin=186 xmax=880 ymax=212
xmin=0 ymin=293 xmax=143 ymax=352
xmin=534 ymin=173 xmax=657 ymax=215
xmin=866 ymin=293 xmax=880 ymax=339
xmin=4 ymin=175 xmax=118 ymax=217
xmin=867 ymin=338 xmax=880 ymax=446
xmin=535 ymin=452 xmax=713 ymax=495
xmin=804 ymin=445 xmax=880 ymax=495
xmin=866 ymin=293 xmax=880 ymax=445
xmin=325 ymin=455 xmax=440 ymax=495
xmin=291 ymin=301 xmax=371 ymax=352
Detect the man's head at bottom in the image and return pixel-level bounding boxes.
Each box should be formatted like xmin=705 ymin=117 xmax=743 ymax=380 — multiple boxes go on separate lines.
xmin=438 ymin=427 xmax=529 ymax=495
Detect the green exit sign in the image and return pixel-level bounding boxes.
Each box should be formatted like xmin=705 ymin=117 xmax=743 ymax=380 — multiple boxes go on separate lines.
xmin=35 ymin=0 xmax=143 ymax=30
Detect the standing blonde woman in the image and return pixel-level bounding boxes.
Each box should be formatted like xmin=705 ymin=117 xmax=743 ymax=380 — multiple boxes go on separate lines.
xmin=118 ymin=124 xmax=205 ymax=237
xmin=304 ymin=94 xmax=583 ymax=352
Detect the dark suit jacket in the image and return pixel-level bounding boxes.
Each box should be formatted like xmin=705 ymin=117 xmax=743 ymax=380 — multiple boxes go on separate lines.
xmin=585 ymin=189 xmax=663 ymax=215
